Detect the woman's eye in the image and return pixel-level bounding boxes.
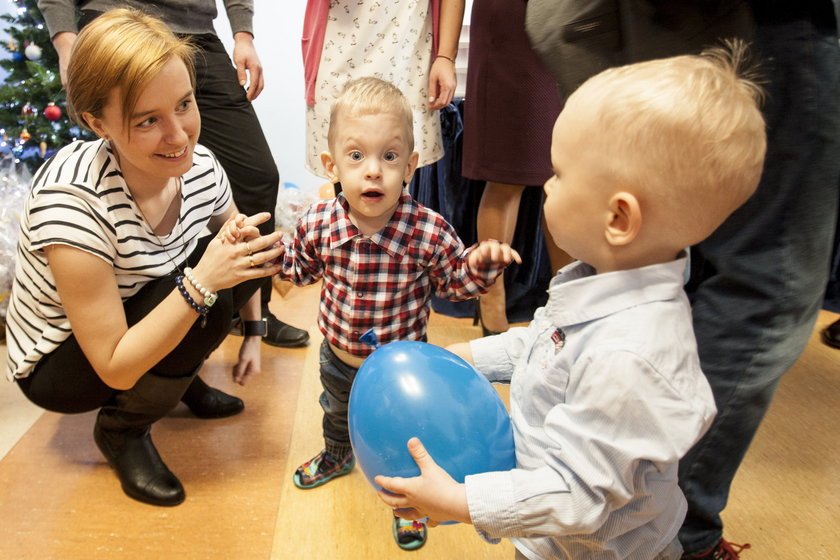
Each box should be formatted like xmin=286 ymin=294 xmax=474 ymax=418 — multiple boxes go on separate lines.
xmin=177 ymin=99 xmax=192 ymax=112
xmin=383 ymin=152 xmax=397 ymax=162
xmin=136 ymin=117 xmax=156 ymax=129
xmin=349 ymin=151 xmax=363 ymax=161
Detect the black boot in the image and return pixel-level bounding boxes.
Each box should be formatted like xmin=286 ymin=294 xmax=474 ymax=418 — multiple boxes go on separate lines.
xmin=94 ymin=372 xmax=194 ymax=506
xmin=180 ymin=375 xmax=244 ymax=418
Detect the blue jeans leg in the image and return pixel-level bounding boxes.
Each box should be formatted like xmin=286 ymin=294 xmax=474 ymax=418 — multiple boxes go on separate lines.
xmin=679 ymin=21 xmax=840 ymax=553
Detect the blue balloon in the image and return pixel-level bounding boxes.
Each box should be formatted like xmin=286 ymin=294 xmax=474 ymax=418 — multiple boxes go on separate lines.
xmin=348 ymin=341 xmax=515 ymax=493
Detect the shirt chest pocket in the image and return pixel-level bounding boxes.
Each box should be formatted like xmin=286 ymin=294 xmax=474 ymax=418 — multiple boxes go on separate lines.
xmin=515 ymin=334 xmax=571 ymax=427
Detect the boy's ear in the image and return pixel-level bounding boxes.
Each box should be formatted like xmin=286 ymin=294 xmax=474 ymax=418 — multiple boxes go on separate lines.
xmin=403 ymin=152 xmax=420 ymax=186
xmin=320 ymin=151 xmax=339 ymax=182
xmin=605 ymin=191 xmax=641 ymax=246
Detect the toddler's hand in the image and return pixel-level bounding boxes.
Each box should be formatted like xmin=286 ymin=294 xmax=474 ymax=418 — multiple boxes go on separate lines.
xmin=375 ymin=438 xmax=471 ymax=526
xmin=470 ymin=239 xmax=522 ymax=270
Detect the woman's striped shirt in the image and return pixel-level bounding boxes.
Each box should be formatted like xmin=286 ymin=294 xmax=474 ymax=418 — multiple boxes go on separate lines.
xmin=5 ymin=139 xmax=232 ymax=381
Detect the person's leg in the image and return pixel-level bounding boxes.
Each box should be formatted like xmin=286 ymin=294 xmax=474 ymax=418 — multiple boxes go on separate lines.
xmin=476 ymin=182 xmax=526 ymax=332
xmin=190 ymin=33 xmax=308 ymax=348
xmin=679 ymin=20 xmax=840 ymax=556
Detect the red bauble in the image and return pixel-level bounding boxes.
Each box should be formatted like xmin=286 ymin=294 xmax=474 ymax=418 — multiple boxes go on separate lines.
xmin=44 ymin=103 xmax=62 ymax=121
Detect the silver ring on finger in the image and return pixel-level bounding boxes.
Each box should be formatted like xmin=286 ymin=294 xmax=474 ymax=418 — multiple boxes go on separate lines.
xmin=245 ymin=241 xmax=252 ymax=255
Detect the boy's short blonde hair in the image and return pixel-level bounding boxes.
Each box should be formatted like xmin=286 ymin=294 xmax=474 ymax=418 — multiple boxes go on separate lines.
xmin=67 ymin=8 xmax=196 ymax=135
xmin=573 ymin=41 xmax=766 ymax=244
xmin=327 ymin=77 xmax=415 ymax=152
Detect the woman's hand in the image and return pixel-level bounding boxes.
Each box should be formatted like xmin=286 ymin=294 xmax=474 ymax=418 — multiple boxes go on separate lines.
xmin=192 ymin=212 xmax=283 ymax=294
xmin=428 ymin=56 xmax=457 ymax=110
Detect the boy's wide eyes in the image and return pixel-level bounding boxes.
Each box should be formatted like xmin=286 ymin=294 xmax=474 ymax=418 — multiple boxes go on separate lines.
xmin=349 ymin=151 xmax=363 ymax=161
xmin=384 ymin=152 xmax=397 ymax=162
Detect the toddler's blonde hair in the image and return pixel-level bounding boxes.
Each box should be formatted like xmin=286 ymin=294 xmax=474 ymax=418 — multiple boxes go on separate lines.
xmin=573 ymin=40 xmax=766 ymax=244
xmin=327 ymin=77 xmax=415 ymax=152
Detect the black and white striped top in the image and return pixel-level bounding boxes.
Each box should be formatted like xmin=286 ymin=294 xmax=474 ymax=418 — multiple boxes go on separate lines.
xmin=5 ymin=139 xmax=233 ymax=381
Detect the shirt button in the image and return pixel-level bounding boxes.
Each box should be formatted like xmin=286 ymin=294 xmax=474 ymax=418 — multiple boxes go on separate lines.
xmin=358 ymin=291 xmax=365 ymax=298
xmin=351 ymin=330 xmax=360 ymax=337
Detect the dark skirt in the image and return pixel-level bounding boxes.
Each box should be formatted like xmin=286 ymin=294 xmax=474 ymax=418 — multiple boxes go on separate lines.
xmin=461 ymin=0 xmax=564 ymax=186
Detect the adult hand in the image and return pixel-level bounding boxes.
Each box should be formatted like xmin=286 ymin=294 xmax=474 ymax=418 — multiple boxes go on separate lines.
xmin=233 ymin=335 xmax=261 ymax=385
xmin=375 ymin=438 xmax=472 ymax=525
xmin=232 ymin=31 xmax=265 ymax=101
xmin=427 ymin=56 xmax=457 ymax=110
xmin=192 ymin=213 xmax=282 ymax=293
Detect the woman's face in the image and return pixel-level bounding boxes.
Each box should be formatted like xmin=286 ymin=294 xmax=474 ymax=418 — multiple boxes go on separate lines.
xmin=86 ymin=57 xmax=200 ymax=190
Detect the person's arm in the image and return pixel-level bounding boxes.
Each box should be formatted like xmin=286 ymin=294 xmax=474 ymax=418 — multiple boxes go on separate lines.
xmin=46 ymin=212 xmax=282 ymax=391
xmin=427 ymin=0 xmax=465 ymax=110
xmin=37 ymin=0 xmax=79 ymax=87
xmin=222 ymin=0 xmax=264 ymax=101
xmin=232 ymin=290 xmax=262 ymax=385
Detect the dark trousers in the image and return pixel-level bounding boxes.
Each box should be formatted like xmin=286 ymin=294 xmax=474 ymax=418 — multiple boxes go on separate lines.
xmin=679 ymin=19 xmax=840 ymax=553
xmin=191 ymin=33 xmax=279 ymax=309
xmin=18 ymin=234 xmax=262 ymax=414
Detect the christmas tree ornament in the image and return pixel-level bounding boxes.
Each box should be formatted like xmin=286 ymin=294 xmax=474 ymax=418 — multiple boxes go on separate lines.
xmin=24 ymin=43 xmax=42 ymax=61
xmin=20 ymin=128 xmax=31 ymax=142
xmin=44 ymin=103 xmax=62 ymax=121
xmin=21 ymin=103 xmax=34 ymax=115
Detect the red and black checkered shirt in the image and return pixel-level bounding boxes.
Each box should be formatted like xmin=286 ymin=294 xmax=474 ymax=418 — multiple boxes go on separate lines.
xmin=277 ymin=193 xmax=504 ymax=357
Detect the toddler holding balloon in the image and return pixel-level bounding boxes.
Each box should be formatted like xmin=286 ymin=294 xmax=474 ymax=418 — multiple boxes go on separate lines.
xmin=224 ymin=76 xmax=519 ymax=549
xmin=376 ymin=43 xmax=767 ymax=559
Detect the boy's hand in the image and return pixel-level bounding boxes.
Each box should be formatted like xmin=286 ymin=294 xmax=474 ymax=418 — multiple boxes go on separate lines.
xmin=468 ymin=239 xmax=522 ymax=272
xmin=219 ymin=213 xmax=264 ymax=244
xmin=375 ymin=438 xmax=472 ymax=526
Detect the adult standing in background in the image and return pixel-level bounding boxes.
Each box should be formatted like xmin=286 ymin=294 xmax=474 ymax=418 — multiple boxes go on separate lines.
xmin=302 ymin=0 xmax=465 ymax=180
xmin=461 ymin=0 xmax=571 ymax=335
xmin=37 ymin=0 xmax=311 ymax=349
xmin=679 ymin=2 xmax=840 ymax=557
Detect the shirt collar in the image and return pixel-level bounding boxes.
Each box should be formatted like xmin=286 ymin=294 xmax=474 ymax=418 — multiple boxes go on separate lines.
xmin=545 ymin=254 xmax=689 ymax=327
xmin=328 ymin=192 xmax=417 ymax=259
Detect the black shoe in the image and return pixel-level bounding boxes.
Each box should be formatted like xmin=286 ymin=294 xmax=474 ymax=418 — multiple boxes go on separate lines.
xmin=263 ymin=310 xmax=309 ymax=347
xmin=821 ymin=317 xmax=840 ymax=349
xmin=181 ymin=376 xmax=244 ymax=419
xmin=94 ymin=415 xmax=185 ymax=507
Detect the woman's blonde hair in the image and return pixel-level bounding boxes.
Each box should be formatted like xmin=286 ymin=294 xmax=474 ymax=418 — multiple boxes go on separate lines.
xmin=327 ymin=76 xmax=415 ymax=152
xmin=67 ymin=8 xmax=197 ymax=134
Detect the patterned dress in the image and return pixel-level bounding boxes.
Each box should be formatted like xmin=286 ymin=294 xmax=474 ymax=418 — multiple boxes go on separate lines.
xmin=305 ymin=0 xmax=444 ymax=177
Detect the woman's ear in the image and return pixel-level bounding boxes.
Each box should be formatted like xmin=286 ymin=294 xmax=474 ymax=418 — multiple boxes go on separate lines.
xmin=320 ymin=151 xmax=338 ymax=182
xmin=605 ymin=191 xmax=641 ymax=246
xmin=82 ymin=112 xmax=108 ymax=139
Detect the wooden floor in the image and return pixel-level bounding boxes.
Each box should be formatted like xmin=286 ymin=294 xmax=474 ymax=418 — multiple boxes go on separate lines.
xmin=0 ymin=284 xmax=838 ymax=559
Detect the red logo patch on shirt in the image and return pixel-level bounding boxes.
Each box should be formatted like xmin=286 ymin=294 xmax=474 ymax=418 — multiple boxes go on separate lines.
xmin=551 ymin=328 xmax=566 ymax=354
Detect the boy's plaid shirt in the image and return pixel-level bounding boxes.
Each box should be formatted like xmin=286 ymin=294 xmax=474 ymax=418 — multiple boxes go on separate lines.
xmin=277 ymin=193 xmax=505 ymax=357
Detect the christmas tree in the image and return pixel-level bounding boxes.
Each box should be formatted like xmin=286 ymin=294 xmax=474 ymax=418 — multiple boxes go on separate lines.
xmin=0 ymin=0 xmax=90 ymax=172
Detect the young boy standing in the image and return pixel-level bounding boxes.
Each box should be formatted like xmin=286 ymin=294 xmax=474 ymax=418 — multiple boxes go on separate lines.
xmin=375 ymin=44 xmax=767 ymax=560
xmin=232 ymin=76 xmax=519 ymax=549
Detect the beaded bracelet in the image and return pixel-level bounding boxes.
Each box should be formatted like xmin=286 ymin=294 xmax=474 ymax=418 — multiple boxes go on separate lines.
xmin=175 ymin=274 xmax=209 ymax=327
xmin=183 ymin=267 xmax=218 ymax=307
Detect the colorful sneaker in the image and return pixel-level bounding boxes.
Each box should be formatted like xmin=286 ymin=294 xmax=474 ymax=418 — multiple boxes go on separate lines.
xmin=293 ymin=449 xmax=354 ymax=489
xmin=392 ymin=515 xmax=427 ymax=551
xmin=682 ymin=539 xmax=751 ymax=559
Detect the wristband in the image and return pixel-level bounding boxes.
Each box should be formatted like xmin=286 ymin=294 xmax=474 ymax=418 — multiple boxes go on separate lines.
xmin=436 ymin=54 xmax=455 ymax=63
xmin=183 ymin=267 xmax=218 ymax=307
xmin=175 ymin=275 xmax=209 ymax=327
xmin=242 ymin=319 xmax=268 ymax=337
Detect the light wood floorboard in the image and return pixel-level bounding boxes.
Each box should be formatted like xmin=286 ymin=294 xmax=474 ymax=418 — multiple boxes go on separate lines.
xmin=0 ymin=284 xmax=837 ymax=559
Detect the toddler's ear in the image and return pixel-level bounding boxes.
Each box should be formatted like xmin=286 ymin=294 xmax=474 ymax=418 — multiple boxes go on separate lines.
xmin=403 ymin=152 xmax=420 ymax=186
xmin=605 ymin=192 xmax=641 ymax=246
xmin=320 ymin=151 xmax=339 ymax=182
